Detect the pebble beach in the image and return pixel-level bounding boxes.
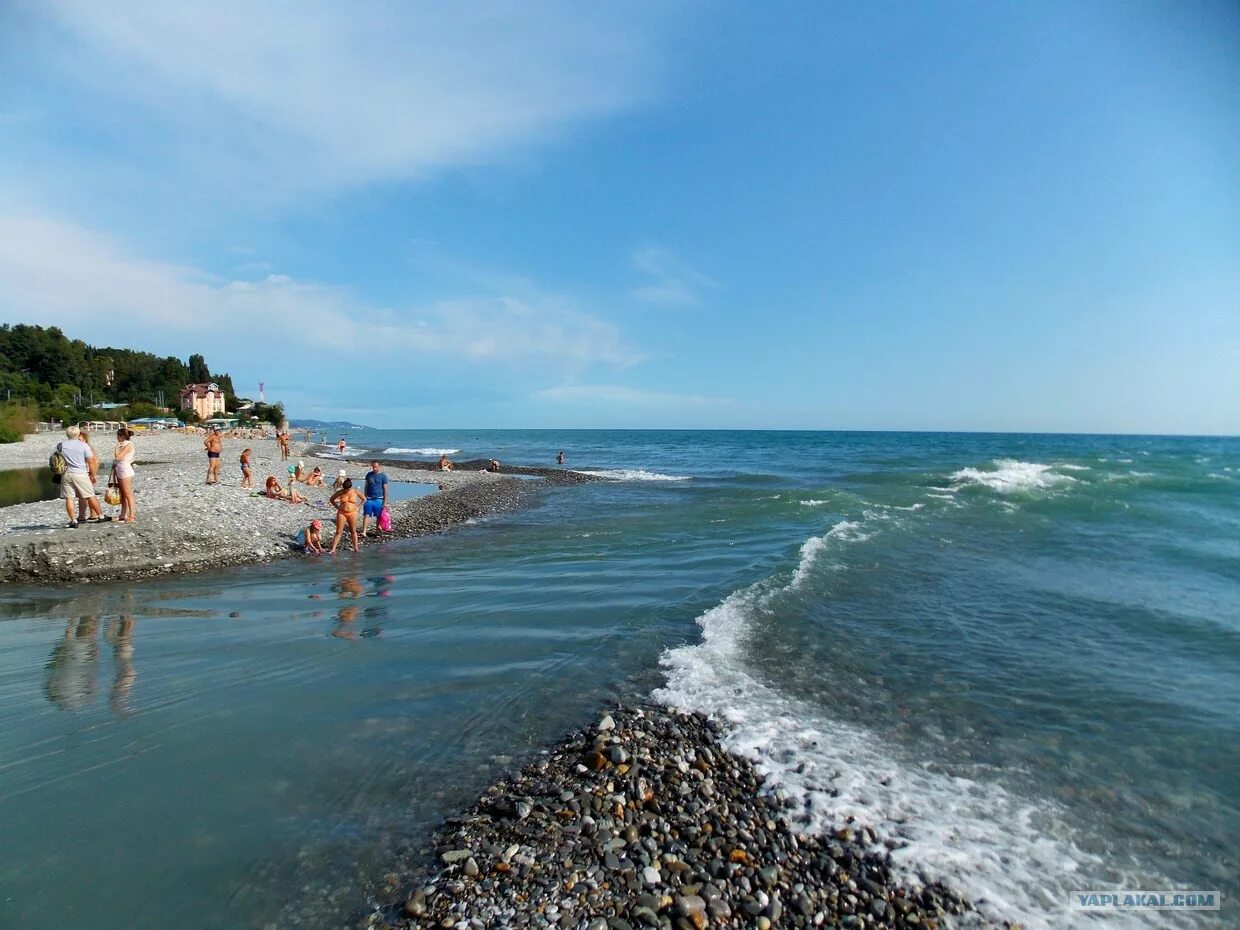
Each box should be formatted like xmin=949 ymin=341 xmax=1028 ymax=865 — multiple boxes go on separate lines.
xmin=369 ymin=705 xmax=1006 ymax=930
xmin=0 ymin=431 xmax=557 ymax=584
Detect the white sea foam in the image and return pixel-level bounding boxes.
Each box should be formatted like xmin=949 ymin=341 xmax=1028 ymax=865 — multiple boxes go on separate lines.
xmin=382 ymin=447 xmax=461 ymax=455
xmin=578 ymin=469 xmax=691 ymax=482
xmin=950 ymin=459 xmax=1075 ymax=494
xmin=799 ymin=499 xmax=829 ymax=507
xmin=655 ymin=522 xmax=1168 ymax=930
xmin=1056 ymin=463 xmax=1090 ymax=472
xmin=787 ymin=521 xmax=870 ymax=588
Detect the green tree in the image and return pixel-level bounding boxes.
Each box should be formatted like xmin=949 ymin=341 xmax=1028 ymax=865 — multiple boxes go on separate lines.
xmin=188 ymin=353 xmax=210 ymax=383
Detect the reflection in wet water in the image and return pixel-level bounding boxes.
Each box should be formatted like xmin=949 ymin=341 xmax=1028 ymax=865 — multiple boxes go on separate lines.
xmin=325 ymin=573 xmax=392 ymax=638
xmin=42 ymin=599 xmax=136 ymax=715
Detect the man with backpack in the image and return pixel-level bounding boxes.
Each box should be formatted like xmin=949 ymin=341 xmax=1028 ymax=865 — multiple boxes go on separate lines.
xmin=52 ymin=425 xmax=104 ymax=528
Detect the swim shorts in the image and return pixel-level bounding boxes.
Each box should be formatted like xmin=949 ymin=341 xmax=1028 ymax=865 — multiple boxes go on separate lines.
xmin=363 ymin=498 xmax=384 ymax=518
xmin=207 ymin=451 xmax=220 ymax=459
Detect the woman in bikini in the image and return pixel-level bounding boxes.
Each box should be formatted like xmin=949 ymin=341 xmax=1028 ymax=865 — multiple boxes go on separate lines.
xmin=329 ymin=478 xmax=365 ymax=554
xmin=112 ymin=428 xmax=137 ymax=523
xmin=240 ymin=448 xmax=253 ymax=489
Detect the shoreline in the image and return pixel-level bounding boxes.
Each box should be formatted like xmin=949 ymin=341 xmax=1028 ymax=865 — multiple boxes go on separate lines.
xmin=368 ymin=704 xmax=1008 ymax=930
xmin=0 ymin=432 xmax=593 ymax=585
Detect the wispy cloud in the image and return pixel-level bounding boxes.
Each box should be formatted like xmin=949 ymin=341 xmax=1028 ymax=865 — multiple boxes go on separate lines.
xmin=32 ymin=1 xmax=673 ymax=199
xmin=0 ymin=212 xmax=638 ymax=369
xmin=630 ymin=243 xmax=717 ymax=306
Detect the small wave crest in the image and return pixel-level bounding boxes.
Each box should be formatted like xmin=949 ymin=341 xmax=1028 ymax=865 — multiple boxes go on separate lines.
xmin=578 ymin=469 xmax=691 ymax=482
xmin=656 ymin=522 xmax=1168 ymax=930
xmin=951 ymin=459 xmax=1076 ymax=494
xmin=789 ymin=520 xmax=870 ymax=587
xmin=382 ymin=447 xmax=461 ymax=456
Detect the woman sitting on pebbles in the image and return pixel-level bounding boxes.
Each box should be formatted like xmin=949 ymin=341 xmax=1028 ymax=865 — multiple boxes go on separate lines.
xmin=438 ymin=455 xmax=453 ymax=471
xmin=264 ymin=475 xmax=304 ymax=504
xmin=112 ymin=428 xmax=137 ymax=523
xmin=304 ymin=466 xmax=325 ymax=487
xmin=329 ymin=478 xmax=365 ymax=554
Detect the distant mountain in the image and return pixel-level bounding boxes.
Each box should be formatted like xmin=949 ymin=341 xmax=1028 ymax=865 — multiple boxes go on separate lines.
xmin=290 ymin=418 xmax=374 ymax=431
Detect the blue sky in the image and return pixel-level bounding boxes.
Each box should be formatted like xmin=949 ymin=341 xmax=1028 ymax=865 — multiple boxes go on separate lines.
xmin=1 ymin=1 xmax=1237 ymax=434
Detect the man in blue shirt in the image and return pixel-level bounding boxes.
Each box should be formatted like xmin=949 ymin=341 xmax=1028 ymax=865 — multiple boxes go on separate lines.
xmin=361 ymin=460 xmax=389 ymax=537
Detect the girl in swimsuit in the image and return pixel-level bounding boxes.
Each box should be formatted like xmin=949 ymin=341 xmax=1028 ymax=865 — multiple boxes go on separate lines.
xmin=113 ymin=428 xmax=137 ymax=523
xmin=240 ymin=448 xmax=253 ymax=489
xmin=329 ymin=478 xmax=365 ymax=554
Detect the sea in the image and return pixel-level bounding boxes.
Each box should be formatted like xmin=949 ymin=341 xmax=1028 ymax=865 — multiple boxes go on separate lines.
xmin=0 ymin=430 xmax=1235 ymax=929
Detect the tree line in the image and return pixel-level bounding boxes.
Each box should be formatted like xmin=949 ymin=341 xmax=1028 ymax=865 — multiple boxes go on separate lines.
xmin=0 ymin=324 xmax=283 ymax=441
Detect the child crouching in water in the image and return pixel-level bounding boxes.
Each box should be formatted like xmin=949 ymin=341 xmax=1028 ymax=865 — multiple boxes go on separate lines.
xmin=296 ymin=519 xmax=324 ymax=554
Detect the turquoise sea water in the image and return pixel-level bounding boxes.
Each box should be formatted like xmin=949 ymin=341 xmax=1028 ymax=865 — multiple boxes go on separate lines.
xmin=0 ymin=431 xmax=1236 ymax=928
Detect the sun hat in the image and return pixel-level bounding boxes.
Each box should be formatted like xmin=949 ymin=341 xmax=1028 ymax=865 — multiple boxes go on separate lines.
xmin=311 ymin=519 xmax=322 ymax=530
xmin=338 ymin=468 xmax=347 ymax=477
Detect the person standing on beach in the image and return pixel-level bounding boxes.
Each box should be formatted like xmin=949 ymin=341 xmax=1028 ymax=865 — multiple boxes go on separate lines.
xmin=75 ymin=423 xmax=100 ymax=524
xmin=112 ymin=428 xmax=137 ymax=523
xmin=278 ymin=431 xmax=290 ymax=462
xmin=337 ymin=437 xmax=347 ymax=455
xmin=204 ymin=428 xmax=223 ymax=484
xmin=240 ymin=448 xmax=253 ymax=488
xmin=328 ymin=478 xmax=365 ymax=554
xmin=56 ymin=425 xmax=104 ymax=527
xmin=360 ymin=460 xmax=388 ymax=538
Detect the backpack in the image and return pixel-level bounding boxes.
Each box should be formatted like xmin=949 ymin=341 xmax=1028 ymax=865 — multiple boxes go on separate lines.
xmin=48 ymin=443 xmax=68 ymax=483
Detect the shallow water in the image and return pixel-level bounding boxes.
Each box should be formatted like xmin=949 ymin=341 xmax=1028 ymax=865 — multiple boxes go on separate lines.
xmin=0 ymin=431 xmax=1236 ymax=928
xmin=0 ymin=466 xmax=58 ymax=507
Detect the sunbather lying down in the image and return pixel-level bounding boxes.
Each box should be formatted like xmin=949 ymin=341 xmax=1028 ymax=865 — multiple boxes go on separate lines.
xmin=264 ymin=475 xmax=304 ymax=504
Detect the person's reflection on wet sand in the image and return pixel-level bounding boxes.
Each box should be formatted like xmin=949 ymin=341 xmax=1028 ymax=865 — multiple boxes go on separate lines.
xmin=44 ymin=616 xmax=100 ymax=711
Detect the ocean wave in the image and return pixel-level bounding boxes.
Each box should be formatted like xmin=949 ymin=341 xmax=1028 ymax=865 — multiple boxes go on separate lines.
xmin=789 ymin=520 xmax=869 ymax=588
xmin=382 ymin=447 xmax=461 ymax=455
xmin=655 ymin=529 xmax=1166 ymax=930
xmin=1056 ymin=463 xmax=1091 ymax=472
xmin=951 ymin=459 xmax=1076 ymax=494
xmin=799 ymin=499 xmax=829 ymax=507
xmin=577 ymin=469 xmax=691 ymax=482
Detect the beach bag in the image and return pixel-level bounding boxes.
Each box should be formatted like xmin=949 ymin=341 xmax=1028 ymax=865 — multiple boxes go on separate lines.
xmin=49 ymin=444 xmax=67 ymax=483
xmin=104 ymin=473 xmax=121 ymax=506
xmin=378 ymin=507 xmax=392 ymax=533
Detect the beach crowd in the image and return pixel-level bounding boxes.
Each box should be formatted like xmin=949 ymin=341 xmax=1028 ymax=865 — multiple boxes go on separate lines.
xmin=49 ymin=425 xmax=399 ymax=556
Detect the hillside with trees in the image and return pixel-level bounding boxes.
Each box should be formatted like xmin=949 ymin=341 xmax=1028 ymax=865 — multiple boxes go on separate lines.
xmin=0 ymin=323 xmax=283 ymax=441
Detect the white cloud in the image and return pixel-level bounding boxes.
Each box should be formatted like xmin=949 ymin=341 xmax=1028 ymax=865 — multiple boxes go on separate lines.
xmin=0 ymin=212 xmax=637 ymax=368
xmin=630 ymin=243 xmax=717 ymax=306
xmin=533 ymin=384 xmax=731 ymax=408
xmin=36 ymin=1 xmax=673 ymax=196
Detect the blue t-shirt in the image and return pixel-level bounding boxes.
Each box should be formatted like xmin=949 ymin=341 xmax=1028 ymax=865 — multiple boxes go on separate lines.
xmin=364 ymin=471 xmax=388 ymax=500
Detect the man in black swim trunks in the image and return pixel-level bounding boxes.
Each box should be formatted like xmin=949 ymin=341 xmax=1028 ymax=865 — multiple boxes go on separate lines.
xmin=205 ymin=428 xmax=223 ymax=484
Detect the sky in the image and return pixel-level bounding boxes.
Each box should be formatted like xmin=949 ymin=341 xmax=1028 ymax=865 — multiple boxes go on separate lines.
xmin=1 ymin=1 xmax=1238 ymax=434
